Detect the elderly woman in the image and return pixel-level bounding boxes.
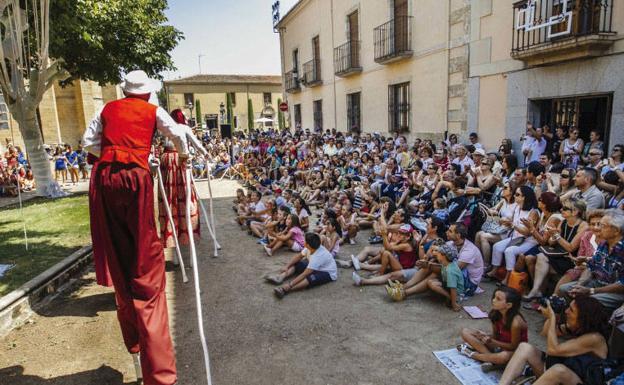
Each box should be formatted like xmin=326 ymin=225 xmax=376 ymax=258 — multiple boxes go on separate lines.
xmin=487 ymin=186 xmax=540 ymax=285
xmin=499 ymin=297 xmax=609 ymax=385
xmin=523 ymin=197 xmax=588 ymax=301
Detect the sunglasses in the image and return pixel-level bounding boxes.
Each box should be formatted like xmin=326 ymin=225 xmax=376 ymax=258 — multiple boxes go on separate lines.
xmin=589 ymin=153 xmax=601 ymax=156
xmin=562 ymin=206 xmax=573 ymax=212
xmin=514 ymin=193 xmax=523 ymax=197
xmin=481 ymin=162 xmax=489 ymax=166
xmin=561 ymin=174 xmax=570 ymax=178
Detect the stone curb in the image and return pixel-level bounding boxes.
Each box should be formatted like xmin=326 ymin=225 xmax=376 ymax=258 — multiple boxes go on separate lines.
xmin=0 ymin=245 xmax=93 ymax=337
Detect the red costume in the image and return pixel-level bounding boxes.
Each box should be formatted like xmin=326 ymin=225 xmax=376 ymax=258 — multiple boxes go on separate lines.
xmin=89 ymin=96 xmax=177 ymax=385
xmin=158 ymin=109 xmax=200 ymax=248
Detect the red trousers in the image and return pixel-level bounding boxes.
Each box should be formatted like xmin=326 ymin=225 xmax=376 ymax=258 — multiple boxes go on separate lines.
xmin=90 ymin=163 xmax=177 ymax=385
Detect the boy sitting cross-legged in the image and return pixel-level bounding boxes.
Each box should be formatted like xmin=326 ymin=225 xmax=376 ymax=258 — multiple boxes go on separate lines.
xmin=265 ymin=232 xmax=338 ymax=299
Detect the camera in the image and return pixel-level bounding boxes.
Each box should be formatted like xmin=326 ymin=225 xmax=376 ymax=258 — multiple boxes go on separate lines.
xmin=538 ymin=295 xmax=568 ymax=314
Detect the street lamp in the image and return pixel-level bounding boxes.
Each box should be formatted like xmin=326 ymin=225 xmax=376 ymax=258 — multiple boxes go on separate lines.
xmin=219 ymin=102 xmax=225 ymax=124
xmin=186 ymin=102 xmax=195 ymax=126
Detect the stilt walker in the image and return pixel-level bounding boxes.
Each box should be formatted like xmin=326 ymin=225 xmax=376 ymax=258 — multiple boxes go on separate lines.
xmin=83 ymin=70 xmax=188 ymax=385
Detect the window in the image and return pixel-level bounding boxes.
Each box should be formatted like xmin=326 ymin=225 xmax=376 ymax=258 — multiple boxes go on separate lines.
xmin=347 ymin=92 xmax=361 ymax=133
xmin=313 ymin=100 xmax=323 ymax=131
xmin=183 ymin=93 xmax=194 ymax=106
xmin=0 ymin=93 xmax=8 ymax=130
xmin=294 ymin=104 xmax=302 ymax=128
xmin=292 ymin=49 xmax=299 ymax=73
xmin=263 ymin=92 xmax=272 ymax=105
xmin=529 ymin=94 xmax=613 ymax=147
xmin=388 ymin=82 xmax=410 ymax=132
xmin=228 ymin=92 xmax=237 ymax=106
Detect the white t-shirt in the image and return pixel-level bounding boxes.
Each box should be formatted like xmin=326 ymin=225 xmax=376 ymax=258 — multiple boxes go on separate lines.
xmin=452 ymin=156 xmax=474 ymax=173
xmin=254 ymin=200 xmax=270 ymax=220
xmin=298 ymin=208 xmax=309 ymax=220
xmin=308 ymin=246 xmax=338 ymax=280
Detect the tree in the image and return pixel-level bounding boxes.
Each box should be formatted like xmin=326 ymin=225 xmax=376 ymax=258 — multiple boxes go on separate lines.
xmin=0 ymin=0 xmax=182 ymax=197
xmin=247 ymin=98 xmax=254 ymax=131
xmin=195 ymin=99 xmax=202 ymax=128
xmin=277 ymin=98 xmax=285 ymax=131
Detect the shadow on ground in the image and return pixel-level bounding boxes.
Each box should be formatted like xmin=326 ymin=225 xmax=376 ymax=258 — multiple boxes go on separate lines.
xmin=0 ymin=365 xmax=133 ymax=385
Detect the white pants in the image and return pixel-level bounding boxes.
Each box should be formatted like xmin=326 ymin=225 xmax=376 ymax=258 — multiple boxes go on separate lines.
xmin=491 ymin=237 xmax=537 ymax=271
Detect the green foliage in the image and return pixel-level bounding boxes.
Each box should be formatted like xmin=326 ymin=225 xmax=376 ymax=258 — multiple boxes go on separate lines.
xmin=247 ymin=99 xmax=254 ymax=131
xmin=195 ymin=100 xmax=202 ymax=127
xmin=0 ymin=194 xmax=90 ymax=295
xmin=277 ymin=98 xmax=285 ymax=130
xmin=50 ymin=0 xmax=184 ymax=84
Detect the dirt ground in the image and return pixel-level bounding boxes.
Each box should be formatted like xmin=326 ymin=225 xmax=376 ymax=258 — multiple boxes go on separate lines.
xmin=0 ymin=179 xmax=546 ymax=385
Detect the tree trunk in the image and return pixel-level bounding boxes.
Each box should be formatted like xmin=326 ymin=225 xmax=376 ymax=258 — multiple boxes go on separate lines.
xmin=12 ymin=104 xmax=65 ymax=197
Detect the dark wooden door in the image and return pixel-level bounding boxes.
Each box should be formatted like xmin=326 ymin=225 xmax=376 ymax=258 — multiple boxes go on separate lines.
xmin=348 ymin=11 xmax=359 ymax=66
xmin=393 ymin=0 xmax=409 ymax=51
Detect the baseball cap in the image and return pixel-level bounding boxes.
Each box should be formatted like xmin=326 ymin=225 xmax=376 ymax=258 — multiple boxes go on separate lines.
xmin=399 ymin=224 xmax=412 ymax=233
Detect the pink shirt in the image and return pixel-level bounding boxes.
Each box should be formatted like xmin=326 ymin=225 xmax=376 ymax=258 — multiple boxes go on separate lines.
xmin=290 ymin=227 xmax=305 ymax=247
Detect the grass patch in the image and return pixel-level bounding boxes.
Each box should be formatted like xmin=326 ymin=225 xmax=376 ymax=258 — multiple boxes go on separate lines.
xmin=0 ymin=194 xmax=90 ymax=296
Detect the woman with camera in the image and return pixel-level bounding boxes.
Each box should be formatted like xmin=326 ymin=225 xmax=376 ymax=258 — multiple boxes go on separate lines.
xmin=499 ymin=296 xmax=609 ymax=385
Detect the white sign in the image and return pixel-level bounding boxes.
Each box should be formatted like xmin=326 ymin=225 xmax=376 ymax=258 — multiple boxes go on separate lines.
xmin=516 ymin=0 xmax=572 ymax=39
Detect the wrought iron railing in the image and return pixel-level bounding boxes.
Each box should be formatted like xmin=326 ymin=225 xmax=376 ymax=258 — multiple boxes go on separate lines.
xmin=334 ymin=40 xmax=361 ymax=75
xmin=374 ymin=16 xmax=413 ymax=62
xmin=285 ymin=70 xmax=300 ymax=92
xmin=512 ymin=0 xmax=615 ymax=54
xmin=302 ymin=59 xmax=322 ymax=85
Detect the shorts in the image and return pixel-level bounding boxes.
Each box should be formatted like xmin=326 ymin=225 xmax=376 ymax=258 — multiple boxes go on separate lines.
xmin=402 ymin=268 xmax=418 ymax=280
xmin=291 ymin=242 xmax=304 ymax=252
xmin=293 ymin=261 xmax=333 ymax=287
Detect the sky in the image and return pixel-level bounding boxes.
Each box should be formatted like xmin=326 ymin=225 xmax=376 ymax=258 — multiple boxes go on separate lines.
xmin=162 ymin=0 xmax=299 ymax=80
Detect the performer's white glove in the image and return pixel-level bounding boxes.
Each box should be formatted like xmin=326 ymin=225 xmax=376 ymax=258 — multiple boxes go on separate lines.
xmin=148 ymin=154 xmax=160 ymax=173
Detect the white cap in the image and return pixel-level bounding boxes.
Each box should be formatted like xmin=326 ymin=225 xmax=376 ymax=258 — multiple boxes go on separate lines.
xmin=473 ymin=148 xmax=486 ymax=157
xmin=121 ymin=70 xmax=161 ymax=95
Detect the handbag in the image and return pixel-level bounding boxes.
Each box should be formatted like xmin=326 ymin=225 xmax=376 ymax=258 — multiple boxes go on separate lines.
xmin=539 ymin=245 xmax=568 ymax=258
xmin=507 ymin=236 xmax=525 ymax=248
xmin=480 ymin=203 xmax=509 ymax=235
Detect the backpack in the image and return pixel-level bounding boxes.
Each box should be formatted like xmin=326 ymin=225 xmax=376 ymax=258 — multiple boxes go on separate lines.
xmin=584 ymin=359 xmax=624 ymax=385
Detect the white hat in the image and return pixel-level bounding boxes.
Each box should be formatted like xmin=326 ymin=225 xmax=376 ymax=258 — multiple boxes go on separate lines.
xmin=473 ymin=148 xmax=486 ymax=157
xmin=121 ymin=70 xmax=161 ymax=95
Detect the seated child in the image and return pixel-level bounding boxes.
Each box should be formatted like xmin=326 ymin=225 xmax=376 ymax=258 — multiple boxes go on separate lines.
xmin=263 ymin=214 xmax=305 ymax=256
xmin=266 ymin=232 xmax=338 ymax=299
xmin=458 ymin=286 xmax=528 ymax=369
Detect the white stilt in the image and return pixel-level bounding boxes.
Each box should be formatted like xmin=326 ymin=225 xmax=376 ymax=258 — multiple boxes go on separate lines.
xmin=156 ymin=167 xmax=188 ymax=283
xmin=190 ymin=174 xmax=220 ymax=256
xmin=184 ymin=165 xmax=213 ymax=385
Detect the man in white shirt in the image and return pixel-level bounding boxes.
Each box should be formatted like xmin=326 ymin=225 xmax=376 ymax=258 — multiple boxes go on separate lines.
xmin=452 ymin=145 xmax=475 ymax=175
xmin=521 ymin=125 xmax=547 ymax=165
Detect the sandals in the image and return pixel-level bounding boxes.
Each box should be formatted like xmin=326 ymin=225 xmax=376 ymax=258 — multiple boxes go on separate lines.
xmin=273 ymin=287 xmax=287 ymax=299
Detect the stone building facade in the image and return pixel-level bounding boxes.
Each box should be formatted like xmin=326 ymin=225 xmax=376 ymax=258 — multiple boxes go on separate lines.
xmin=164 ymin=74 xmax=283 ymax=131
xmin=0 ymin=81 xmax=121 ymax=149
xmin=277 ymin=0 xmax=624 ymax=151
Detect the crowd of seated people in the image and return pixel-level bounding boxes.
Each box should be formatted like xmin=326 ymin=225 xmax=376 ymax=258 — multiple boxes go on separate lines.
xmin=228 ymin=124 xmax=624 ymax=384
xmin=0 ymin=142 xmax=34 ymax=197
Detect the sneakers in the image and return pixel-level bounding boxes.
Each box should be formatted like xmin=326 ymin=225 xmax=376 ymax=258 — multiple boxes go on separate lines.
xmin=263 ymin=245 xmax=273 ymax=257
xmin=335 ymin=259 xmax=352 ymax=268
xmin=368 ymin=235 xmax=382 ymax=244
xmin=352 ymin=271 xmax=362 ymax=286
xmin=351 ymin=255 xmax=361 ymax=271
xmin=258 ymin=237 xmax=269 ymax=245
xmin=349 ymin=238 xmax=356 ymax=245
xmin=264 ymin=273 xmax=283 ymax=285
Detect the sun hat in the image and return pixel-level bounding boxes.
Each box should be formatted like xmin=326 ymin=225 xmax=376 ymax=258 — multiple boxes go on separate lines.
xmin=473 ymin=148 xmax=486 ymax=157
xmin=121 ymin=70 xmax=161 ymax=95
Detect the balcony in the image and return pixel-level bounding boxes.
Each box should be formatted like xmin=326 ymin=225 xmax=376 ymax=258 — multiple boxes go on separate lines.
xmin=334 ymin=40 xmax=362 ymax=77
xmin=374 ymin=16 xmax=413 ymax=64
xmin=511 ymin=0 xmax=616 ymax=66
xmin=302 ymin=59 xmax=322 ymax=87
xmin=285 ymin=70 xmax=300 ymax=93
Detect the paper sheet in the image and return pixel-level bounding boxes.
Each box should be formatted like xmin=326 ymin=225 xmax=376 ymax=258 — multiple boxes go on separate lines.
xmin=433 ymin=348 xmax=501 ymax=385
xmin=0 ymin=264 xmax=14 ymax=278
xmin=463 ymin=306 xmax=489 ymax=319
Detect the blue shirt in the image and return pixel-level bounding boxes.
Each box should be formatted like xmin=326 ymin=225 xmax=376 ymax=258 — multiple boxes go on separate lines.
xmin=65 ymin=151 xmax=78 ymax=165
xmin=588 ymin=239 xmax=624 ymax=286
